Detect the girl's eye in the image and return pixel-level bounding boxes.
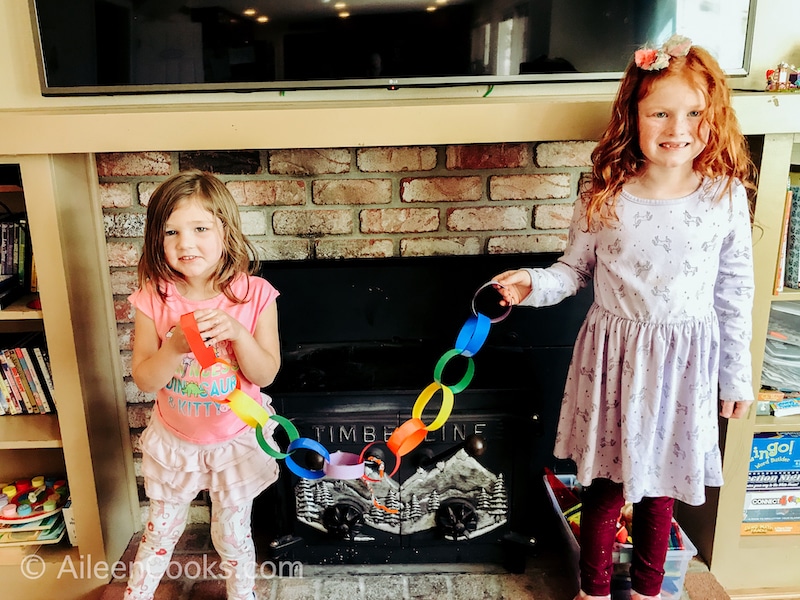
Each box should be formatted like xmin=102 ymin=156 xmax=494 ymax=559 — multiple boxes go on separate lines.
xmin=196 ymin=227 xmax=208 ymax=233
xmin=164 ymin=230 xmax=176 ymax=236
xmin=688 ymin=110 xmax=702 ymax=117
xmin=654 ymin=111 xmax=667 ymax=118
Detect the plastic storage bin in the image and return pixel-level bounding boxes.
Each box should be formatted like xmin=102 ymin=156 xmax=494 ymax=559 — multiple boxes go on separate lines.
xmin=544 ymin=474 xmax=697 ymax=600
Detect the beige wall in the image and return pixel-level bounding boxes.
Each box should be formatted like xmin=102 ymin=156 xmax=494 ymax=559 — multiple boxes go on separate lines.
xmin=2 ymin=0 xmax=798 ymax=113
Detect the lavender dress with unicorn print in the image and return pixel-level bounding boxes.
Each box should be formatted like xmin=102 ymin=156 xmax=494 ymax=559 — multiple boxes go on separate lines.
xmin=520 ymin=177 xmax=753 ymax=506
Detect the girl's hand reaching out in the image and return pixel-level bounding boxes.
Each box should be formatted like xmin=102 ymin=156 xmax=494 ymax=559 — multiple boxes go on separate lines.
xmin=492 ymin=270 xmax=533 ymax=307
xmin=720 ymin=399 xmax=752 ymax=419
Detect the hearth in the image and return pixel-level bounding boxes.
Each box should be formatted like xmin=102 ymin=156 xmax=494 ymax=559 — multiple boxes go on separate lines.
xmin=251 ymin=253 xmax=592 ymax=569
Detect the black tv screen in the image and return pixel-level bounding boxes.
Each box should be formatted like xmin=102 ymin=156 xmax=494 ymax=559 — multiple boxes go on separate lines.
xmin=29 ymin=0 xmax=757 ymax=96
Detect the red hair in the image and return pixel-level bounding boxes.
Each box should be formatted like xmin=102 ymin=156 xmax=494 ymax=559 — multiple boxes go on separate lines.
xmin=586 ymin=45 xmax=755 ymax=229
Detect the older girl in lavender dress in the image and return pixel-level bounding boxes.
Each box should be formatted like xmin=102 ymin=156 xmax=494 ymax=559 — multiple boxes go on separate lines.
xmin=493 ymin=35 xmax=755 ymax=600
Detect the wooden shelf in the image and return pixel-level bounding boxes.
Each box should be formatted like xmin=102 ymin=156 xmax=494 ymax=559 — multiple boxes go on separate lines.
xmin=0 ymin=294 xmax=42 ymax=320
xmin=0 ymin=413 xmax=61 ymax=448
xmin=0 ymin=538 xmax=76 ymax=566
xmin=754 ymin=415 xmax=800 ymax=432
xmin=0 ymin=546 xmax=101 ymax=598
xmin=773 ymin=290 xmax=800 ymax=302
xmin=739 ymin=534 xmax=800 ymax=551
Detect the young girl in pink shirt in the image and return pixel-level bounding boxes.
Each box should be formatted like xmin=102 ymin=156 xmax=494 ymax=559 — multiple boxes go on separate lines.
xmin=126 ymin=170 xmax=281 ymax=600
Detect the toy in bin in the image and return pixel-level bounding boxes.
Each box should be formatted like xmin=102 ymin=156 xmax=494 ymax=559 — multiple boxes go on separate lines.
xmin=0 ymin=476 xmax=69 ymax=523
xmin=544 ymin=468 xmax=697 ymax=600
xmin=545 ymin=468 xmax=583 ymax=538
xmin=545 ymin=468 xmax=631 ymax=545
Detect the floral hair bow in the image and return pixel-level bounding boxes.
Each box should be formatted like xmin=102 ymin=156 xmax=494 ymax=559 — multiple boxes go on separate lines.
xmin=634 ymin=34 xmax=692 ymax=71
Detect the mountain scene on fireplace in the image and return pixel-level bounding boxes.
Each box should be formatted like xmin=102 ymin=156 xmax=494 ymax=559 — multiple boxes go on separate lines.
xmin=295 ymin=447 xmax=508 ymax=540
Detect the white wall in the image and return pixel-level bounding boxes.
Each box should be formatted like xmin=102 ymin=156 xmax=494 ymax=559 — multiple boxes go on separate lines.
xmin=1 ymin=0 xmax=798 ymax=111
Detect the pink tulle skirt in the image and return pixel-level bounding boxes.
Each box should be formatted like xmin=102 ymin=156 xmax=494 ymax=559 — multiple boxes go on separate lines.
xmin=140 ymin=395 xmax=280 ymax=507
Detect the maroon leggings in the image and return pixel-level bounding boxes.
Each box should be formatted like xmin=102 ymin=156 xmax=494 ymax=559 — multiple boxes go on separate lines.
xmin=579 ymin=478 xmax=674 ymax=597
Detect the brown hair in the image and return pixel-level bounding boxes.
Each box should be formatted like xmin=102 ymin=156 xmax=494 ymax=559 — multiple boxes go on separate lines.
xmin=586 ymin=44 xmax=756 ymax=228
xmin=137 ymin=170 xmax=259 ymax=303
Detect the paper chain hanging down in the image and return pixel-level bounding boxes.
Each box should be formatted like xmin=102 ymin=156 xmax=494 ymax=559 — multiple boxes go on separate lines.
xmin=180 ymin=282 xmax=511 ymax=485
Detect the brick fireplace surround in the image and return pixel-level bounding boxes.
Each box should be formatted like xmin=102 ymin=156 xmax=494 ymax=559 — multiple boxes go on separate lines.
xmin=102 ymin=142 xmax=591 ymax=525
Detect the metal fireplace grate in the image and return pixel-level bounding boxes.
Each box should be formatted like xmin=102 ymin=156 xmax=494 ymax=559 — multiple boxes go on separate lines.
xmin=252 ymin=253 xmax=592 ymax=569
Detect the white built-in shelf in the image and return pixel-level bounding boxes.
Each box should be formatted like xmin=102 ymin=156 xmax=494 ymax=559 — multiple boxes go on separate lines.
xmin=0 ymin=295 xmax=42 ymax=320
xmin=0 ymin=413 xmax=61 ymax=448
xmin=773 ymin=289 xmax=800 ymax=302
xmin=754 ymin=414 xmax=800 ymax=432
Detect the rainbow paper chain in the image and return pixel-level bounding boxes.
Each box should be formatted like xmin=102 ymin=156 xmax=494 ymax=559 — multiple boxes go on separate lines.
xmin=179 ymin=281 xmax=511 ymax=487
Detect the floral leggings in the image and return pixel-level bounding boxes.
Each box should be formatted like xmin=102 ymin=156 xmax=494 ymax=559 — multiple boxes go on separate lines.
xmin=579 ymin=478 xmax=675 ymax=597
xmin=123 ymin=499 xmax=256 ymax=600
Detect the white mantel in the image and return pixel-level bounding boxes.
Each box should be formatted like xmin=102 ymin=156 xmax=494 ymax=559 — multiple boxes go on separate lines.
xmin=1 ymin=93 xmax=800 ymax=155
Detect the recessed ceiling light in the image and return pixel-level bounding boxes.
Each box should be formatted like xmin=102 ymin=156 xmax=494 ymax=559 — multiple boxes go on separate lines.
xmin=257 ymin=15 xmax=269 ymax=23
xmin=334 ymin=2 xmax=346 ymax=8
xmin=243 ymin=8 xmax=257 ymax=16
xmin=339 ymin=11 xmax=350 ymax=17
xmin=426 ymin=6 xmax=437 ymax=11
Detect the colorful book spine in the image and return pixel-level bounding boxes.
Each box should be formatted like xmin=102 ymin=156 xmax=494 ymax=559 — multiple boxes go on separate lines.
xmin=32 ymin=347 xmax=56 ymax=410
xmin=5 ymin=350 xmax=37 ymax=414
xmin=785 ymin=186 xmax=800 ymax=289
xmin=775 ymin=187 xmax=793 ymax=293
xmin=15 ymin=347 xmax=47 ymax=414
xmin=0 ymin=222 xmax=7 ymax=275
xmin=748 ymin=469 xmax=800 ymax=490
xmin=12 ymin=223 xmax=19 ymax=284
xmin=741 ymin=521 xmax=800 ymax=536
xmin=771 ymin=397 xmax=800 ymax=417
xmin=29 ymin=255 xmax=37 ymax=293
xmin=0 ymin=353 xmax=25 ymax=414
xmin=16 ymin=220 xmax=26 ymax=287
xmin=0 ymin=365 xmax=15 ymax=414
xmin=20 ymin=347 xmax=50 ymax=413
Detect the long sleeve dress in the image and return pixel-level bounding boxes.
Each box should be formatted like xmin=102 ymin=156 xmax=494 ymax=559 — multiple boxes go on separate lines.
xmin=520 ymin=177 xmax=754 ymax=505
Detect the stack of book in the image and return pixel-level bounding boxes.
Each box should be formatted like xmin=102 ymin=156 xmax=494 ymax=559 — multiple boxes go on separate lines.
xmin=0 ymin=215 xmax=34 ymax=310
xmin=757 ymin=388 xmax=800 ymax=417
xmin=761 ymin=303 xmax=800 ymax=403
xmin=0 ymin=332 xmax=56 ymax=415
xmin=776 ymin=185 xmax=800 ymax=293
xmin=742 ymin=432 xmax=800 ymax=535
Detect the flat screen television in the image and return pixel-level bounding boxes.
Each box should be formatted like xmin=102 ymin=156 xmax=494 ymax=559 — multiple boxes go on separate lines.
xmin=29 ymin=0 xmax=757 ymax=96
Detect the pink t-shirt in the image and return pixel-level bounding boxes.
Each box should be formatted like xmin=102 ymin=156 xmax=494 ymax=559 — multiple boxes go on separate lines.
xmin=128 ymin=275 xmax=279 ymax=444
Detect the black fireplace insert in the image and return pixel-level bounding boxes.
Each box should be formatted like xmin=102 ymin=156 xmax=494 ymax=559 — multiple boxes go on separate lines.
xmin=252 ymin=253 xmax=592 ymax=569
